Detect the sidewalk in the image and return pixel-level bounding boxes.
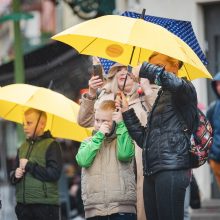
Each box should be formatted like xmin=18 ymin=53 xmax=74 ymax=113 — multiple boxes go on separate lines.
xmin=0 ymin=184 xmax=17 ymax=220
xmin=191 ymin=199 xmax=220 ymax=220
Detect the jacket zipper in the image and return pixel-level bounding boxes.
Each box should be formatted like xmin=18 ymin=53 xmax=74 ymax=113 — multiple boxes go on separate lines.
xmin=43 ymin=182 xmax=48 ymax=198
xmin=22 ymin=140 xmax=34 ymax=203
xmin=145 ymin=90 xmax=163 ymax=175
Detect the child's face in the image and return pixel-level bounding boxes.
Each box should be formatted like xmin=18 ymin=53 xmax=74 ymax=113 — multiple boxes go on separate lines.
xmin=23 ymin=112 xmax=45 ymax=138
xmin=94 ymin=109 xmax=113 ymax=132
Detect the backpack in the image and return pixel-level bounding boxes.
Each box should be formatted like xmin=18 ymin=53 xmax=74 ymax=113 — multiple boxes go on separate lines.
xmin=178 ymin=108 xmax=213 ymax=168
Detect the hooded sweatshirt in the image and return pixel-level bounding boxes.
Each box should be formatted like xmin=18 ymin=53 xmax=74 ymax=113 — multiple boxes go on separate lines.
xmin=207 ymin=72 xmax=220 ymax=162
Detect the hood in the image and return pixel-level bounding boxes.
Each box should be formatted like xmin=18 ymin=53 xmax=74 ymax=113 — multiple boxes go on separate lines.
xmin=211 ymin=72 xmax=220 ymax=98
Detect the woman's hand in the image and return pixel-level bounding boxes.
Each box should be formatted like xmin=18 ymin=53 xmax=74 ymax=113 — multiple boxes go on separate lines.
xmin=88 ymin=75 xmax=104 ymax=97
xmin=112 ymin=110 xmax=123 ymax=123
xmin=115 ymin=91 xmax=129 ymax=113
xmin=140 ymin=78 xmax=153 ymax=96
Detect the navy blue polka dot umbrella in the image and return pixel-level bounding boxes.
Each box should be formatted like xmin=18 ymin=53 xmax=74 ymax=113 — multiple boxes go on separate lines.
xmin=100 ymin=11 xmax=208 ymax=75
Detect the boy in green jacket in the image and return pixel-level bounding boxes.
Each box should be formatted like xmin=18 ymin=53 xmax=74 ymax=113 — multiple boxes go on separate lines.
xmin=10 ymin=108 xmax=62 ymax=220
xmin=76 ymin=100 xmax=136 ymax=220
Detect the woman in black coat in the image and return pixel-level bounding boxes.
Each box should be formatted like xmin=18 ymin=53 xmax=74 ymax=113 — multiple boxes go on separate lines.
xmin=116 ymin=52 xmax=198 ymax=220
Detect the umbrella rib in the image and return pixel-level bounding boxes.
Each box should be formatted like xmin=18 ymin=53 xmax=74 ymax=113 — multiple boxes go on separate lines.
xmin=138 ymin=47 xmax=141 ymax=64
xmin=3 ymin=103 xmax=19 ymax=119
xmin=79 ymin=37 xmax=98 ymax=54
xmin=50 ymin=115 xmax=54 ymax=134
xmin=183 ymin=63 xmax=191 ymax=81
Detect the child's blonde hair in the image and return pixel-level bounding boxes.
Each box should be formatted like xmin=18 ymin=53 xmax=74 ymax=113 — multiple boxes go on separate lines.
xmin=25 ymin=108 xmax=47 ymax=123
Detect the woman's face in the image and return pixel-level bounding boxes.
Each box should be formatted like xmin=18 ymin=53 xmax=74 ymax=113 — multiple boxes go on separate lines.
xmin=116 ymin=66 xmax=134 ymax=92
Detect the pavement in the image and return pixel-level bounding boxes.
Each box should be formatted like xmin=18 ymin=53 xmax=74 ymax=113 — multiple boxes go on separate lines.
xmin=1 ymin=183 xmax=220 ymax=220
xmin=191 ymin=199 xmax=220 ymax=220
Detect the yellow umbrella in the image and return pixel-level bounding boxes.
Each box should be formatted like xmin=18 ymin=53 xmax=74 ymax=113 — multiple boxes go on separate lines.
xmin=0 ymin=84 xmax=92 ymax=142
xmin=52 ymin=14 xmax=212 ymax=80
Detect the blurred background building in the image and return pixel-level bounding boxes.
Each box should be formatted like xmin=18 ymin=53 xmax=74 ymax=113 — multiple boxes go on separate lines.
xmin=0 ymin=0 xmax=220 ymax=219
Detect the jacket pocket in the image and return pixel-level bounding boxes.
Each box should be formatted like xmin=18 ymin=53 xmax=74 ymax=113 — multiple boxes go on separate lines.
xmin=169 ymin=133 xmax=187 ymax=154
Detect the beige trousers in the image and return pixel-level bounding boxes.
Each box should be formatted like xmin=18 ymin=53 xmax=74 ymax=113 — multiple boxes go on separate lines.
xmin=136 ymin=147 xmax=147 ymax=220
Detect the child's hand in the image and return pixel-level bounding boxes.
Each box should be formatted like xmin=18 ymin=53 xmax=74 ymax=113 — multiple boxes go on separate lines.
xmin=112 ymin=110 xmax=122 ymax=123
xmin=99 ymin=121 xmax=111 ymax=135
xmin=19 ymin=158 xmax=28 ymax=170
xmin=15 ymin=167 xmax=24 ymax=179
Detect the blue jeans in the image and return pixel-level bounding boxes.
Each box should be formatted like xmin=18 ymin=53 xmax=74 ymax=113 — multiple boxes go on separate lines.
xmin=184 ymin=184 xmax=191 ymax=220
xmin=87 ymin=213 xmax=136 ymax=220
xmin=143 ymin=169 xmax=191 ymax=220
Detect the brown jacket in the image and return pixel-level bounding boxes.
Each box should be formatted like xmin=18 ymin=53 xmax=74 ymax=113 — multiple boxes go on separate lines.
xmin=78 ymin=84 xmax=159 ymax=220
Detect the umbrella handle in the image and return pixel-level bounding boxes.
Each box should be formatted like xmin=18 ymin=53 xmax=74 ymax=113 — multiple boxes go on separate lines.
xmin=105 ymin=105 xmax=119 ymax=137
xmin=122 ymin=65 xmax=133 ymax=91
xmin=105 ymin=121 xmax=116 ymax=137
xmin=48 ymin=80 xmax=53 ymax=89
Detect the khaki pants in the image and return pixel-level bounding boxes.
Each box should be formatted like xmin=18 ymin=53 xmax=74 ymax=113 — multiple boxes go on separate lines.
xmin=135 ymin=147 xmax=147 ymax=220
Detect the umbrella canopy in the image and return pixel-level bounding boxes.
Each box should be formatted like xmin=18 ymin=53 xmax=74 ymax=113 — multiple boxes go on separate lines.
xmin=100 ymin=11 xmax=208 ymax=74
xmin=52 ymin=14 xmax=212 ymax=80
xmin=0 ymin=84 xmax=91 ymax=142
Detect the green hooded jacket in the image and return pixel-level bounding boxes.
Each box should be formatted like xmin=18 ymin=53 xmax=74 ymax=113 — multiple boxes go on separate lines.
xmin=76 ymin=121 xmax=135 ymax=168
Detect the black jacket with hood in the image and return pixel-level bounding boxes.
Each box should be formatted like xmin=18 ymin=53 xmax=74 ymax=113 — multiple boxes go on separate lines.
xmin=122 ymin=64 xmax=198 ymax=176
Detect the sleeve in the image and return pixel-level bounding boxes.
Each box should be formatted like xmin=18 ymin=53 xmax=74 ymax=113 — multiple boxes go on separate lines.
xmin=139 ymin=62 xmax=197 ymax=105
xmin=77 ymin=93 xmax=96 ymax=127
xmin=116 ymin=121 xmax=135 ymax=162
xmin=159 ymin=72 xmax=196 ymax=104
xmin=25 ymin=141 xmax=62 ymax=182
xmin=76 ymin=131 xmax=105 ymax=168
xmin=144 ymin=84 xmax=159 ymax=112
xmin=122 ymin=108 xmax=146 ymax=149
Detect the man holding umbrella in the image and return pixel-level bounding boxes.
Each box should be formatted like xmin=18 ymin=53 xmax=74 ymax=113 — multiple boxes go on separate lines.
xmin=116 ymin=52 xmax=198 ymax=220
xmin=10 ymin=108 xmax=62 ymax=220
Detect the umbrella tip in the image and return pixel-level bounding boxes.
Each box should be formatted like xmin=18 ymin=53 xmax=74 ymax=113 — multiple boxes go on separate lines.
xmin=48 ymin=80 xmax=54 ymax=89
xmin=141 ymin=9 xmax=146 ymax=19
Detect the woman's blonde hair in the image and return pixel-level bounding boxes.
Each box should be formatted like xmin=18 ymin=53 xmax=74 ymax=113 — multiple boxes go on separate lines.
xmin=104 ymin=75 xmax=119 ymax=94
xmin=149 ymin=52 xmax=183 ymax=69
